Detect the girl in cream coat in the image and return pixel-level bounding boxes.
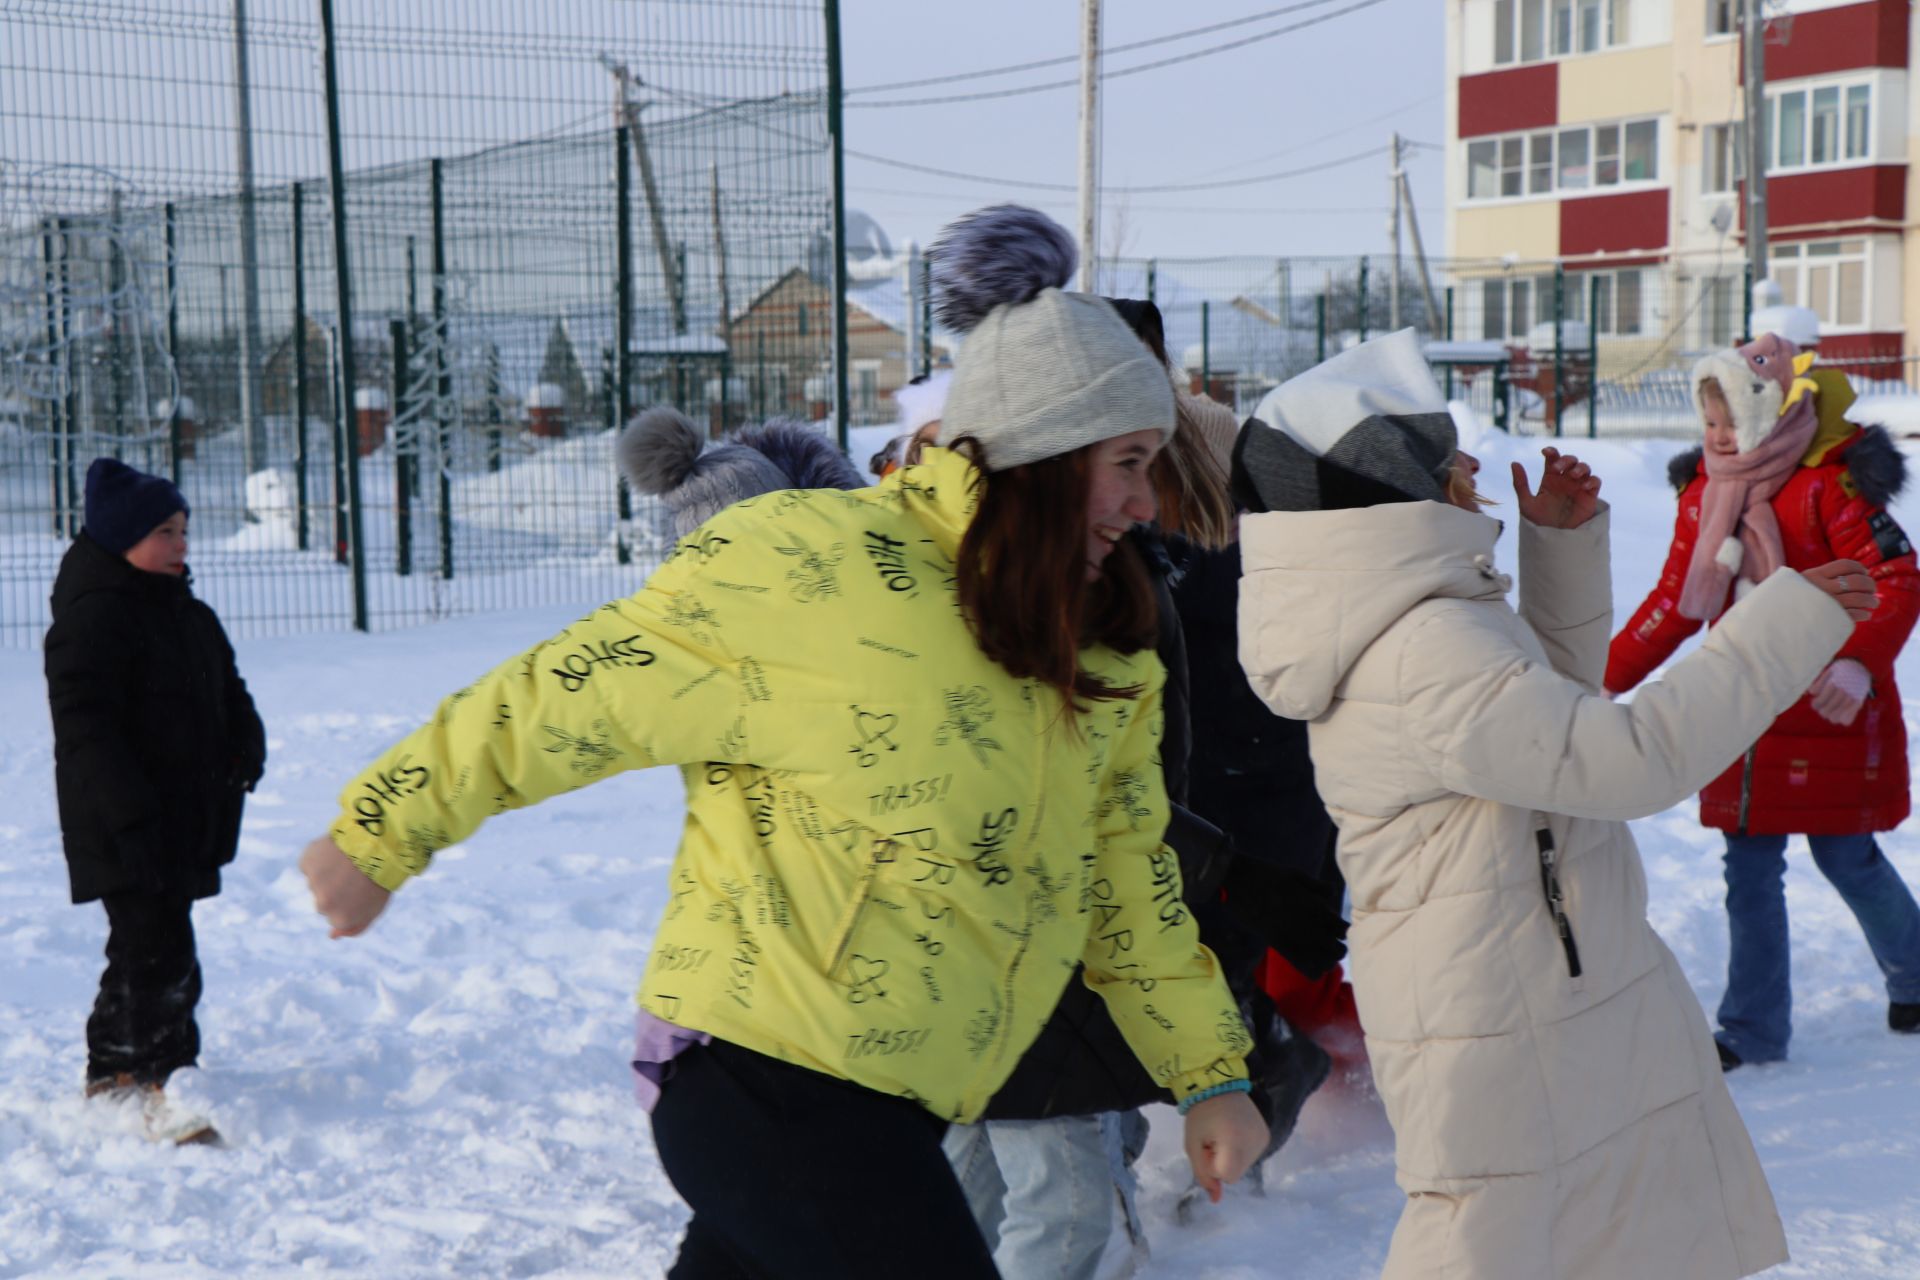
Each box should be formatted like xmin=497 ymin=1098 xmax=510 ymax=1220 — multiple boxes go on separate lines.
xmin=1228 ymin=330 xmax=1878 ymax=1280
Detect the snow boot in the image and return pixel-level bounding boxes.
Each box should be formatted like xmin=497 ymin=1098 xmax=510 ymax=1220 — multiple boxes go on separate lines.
xmin=1892 ymin=1002 xmax=1920 ymax=1034
xmin=1715 ymin=1040 xmax=1743 ymax=1073
xmin=85 ymin=1073 xmax=219 ymax=1146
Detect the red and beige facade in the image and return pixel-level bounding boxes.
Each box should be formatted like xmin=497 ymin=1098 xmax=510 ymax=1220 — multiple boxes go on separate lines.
xmin=1444 ymin=0 xmax=1917 ymax=367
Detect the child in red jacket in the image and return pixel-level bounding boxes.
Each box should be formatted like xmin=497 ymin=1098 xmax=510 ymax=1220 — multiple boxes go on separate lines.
xmin=1606 ymin=334 xmax=1920 ymax=1066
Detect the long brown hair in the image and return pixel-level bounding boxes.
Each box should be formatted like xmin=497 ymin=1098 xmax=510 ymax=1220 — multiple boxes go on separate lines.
xmin=1153 ymin=393 xmax=1237 ymax=549
xmin=951 ymin=439 xmax=1159 ymax=717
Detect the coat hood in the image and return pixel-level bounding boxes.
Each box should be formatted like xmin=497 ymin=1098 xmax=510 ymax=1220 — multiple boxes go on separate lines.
xmin=50 ymin=530 xmax=186 ymax=620
xmin=1238 ymin=500 xmax=1508 ymax=720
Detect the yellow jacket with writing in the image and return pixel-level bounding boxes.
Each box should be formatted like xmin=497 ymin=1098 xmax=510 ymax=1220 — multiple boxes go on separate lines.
xmin=331 ymin=448 xmax=1249 ymax=1121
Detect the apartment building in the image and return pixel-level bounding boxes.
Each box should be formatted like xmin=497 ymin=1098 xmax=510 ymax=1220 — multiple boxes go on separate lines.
xmin=1444 ymin=0 xmax=1914 ymax=367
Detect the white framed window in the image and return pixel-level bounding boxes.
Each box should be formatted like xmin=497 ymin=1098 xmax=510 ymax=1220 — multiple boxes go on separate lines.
xmin=1707 ymin=0 xmax=1742 ymax=37
xmin=1763 ymin=78 xmax=1874 ymax=174
xmin=853 ymin=360 xmax=881 ymax=416
xmin=1703 ymin=122 xmax=1745 ymax=194
xmin=1480 ymin=272 xmax=1557 ymax=341
xmin=1464 ymin=117 xmax=1660 ymax=202
xmin=1770 ymin=240 xmax=1868 ymax=330
xmin=1698 ymin=274 xmax=1741 ymax=348
xmin=1495 ymin=0 xmax=1629 ymax=63
xmin=1560 ymin=269 xmax=1645 ymax=336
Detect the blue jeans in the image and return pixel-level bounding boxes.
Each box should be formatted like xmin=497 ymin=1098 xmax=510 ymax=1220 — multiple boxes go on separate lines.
xmin=942 ymin=1115 xmax=1113 ymax=1280
xmin=1718 ymin=833 xmax=1920 ymax=1063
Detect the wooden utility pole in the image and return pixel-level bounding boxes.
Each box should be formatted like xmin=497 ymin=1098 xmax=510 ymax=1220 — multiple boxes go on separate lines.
xmin=603 ymin=57 xmax=686 ymax=335
xmin=1077 ymin=0 xmax=1101 ymax=292
xmin=1388 ymin=132 xmax=1403 ymax=331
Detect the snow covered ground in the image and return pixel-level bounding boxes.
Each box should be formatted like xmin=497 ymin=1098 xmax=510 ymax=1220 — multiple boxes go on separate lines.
xmin=4 ymin=427 xmax=1920 ymax=1278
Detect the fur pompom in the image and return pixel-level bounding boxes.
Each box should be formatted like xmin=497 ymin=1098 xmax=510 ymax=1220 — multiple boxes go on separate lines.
xmin=1668 ymin=445 xmax=1705 ymax=493
xmin=734 ymin=419 xmax=864 ymax=492
xmin=929 ymin=204 xmax=1077 ymax=334
xmin=618 ymin=406 xmax=705 ymax=495
xmin=1846 ymin=424 xmax=1907 ymax=506
xmin=1715 ymin=536 xmax=1745 ymax=574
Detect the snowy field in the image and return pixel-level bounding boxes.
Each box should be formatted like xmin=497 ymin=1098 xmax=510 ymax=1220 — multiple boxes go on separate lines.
xmin=4 ymin=425 xmax=1920 ymax=1278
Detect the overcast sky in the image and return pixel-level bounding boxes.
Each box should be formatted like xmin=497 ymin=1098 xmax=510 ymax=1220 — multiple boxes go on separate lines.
xmin=837 ymin=0 xmax=1447 ymax=263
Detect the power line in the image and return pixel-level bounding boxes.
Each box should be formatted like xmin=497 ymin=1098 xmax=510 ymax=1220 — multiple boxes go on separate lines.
xmin=847 ymin=0 xmax=1357 ymax=96
xmin=847 ymin=0 xmax=1393 ymax=110
xmin=846 ymin=144 xmax=1387 ymax=194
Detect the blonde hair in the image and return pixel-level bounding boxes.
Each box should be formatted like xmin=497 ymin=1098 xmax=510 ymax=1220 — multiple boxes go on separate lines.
xmin=1698 ymin=376 xmax=1729 ymax=414
xmin=1151 ymin=390 xmax=1237 ymax=550
xmin=1446 ymin=453 xmax=1496 ymax=509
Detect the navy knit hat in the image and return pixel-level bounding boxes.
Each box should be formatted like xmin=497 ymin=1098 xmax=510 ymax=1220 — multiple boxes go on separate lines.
xmin=83 ymin=457 xmax=189 ymax=554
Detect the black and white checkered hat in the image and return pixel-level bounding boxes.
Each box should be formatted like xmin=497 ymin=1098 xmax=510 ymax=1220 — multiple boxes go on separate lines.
xmin=1231 ymin=328 xmax=1458 ymax=514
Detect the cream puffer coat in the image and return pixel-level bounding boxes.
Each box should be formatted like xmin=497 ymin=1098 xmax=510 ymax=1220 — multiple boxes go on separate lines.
xmin=1237 ymin=499 xmax=1848 ymax=1280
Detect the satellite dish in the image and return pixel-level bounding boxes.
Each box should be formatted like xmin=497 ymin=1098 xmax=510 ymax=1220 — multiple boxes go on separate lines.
xmin=1709 ymin=203 xmax=1735 ymax=236
xmin=843 ymin=209 xmax=893 ymax=262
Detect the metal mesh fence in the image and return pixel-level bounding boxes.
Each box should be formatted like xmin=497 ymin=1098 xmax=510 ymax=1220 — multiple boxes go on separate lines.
xmin=2 ymin=0 xmax=832 ymax=648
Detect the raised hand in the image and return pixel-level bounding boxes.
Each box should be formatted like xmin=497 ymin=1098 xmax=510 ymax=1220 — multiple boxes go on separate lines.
xmin=1512 ymin=447 xmax=1603 ymax=530
xmin=1801 ymin=559 xmax=1879 ymax=622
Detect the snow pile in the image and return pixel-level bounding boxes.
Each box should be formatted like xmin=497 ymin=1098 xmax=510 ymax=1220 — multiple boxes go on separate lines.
xmin=2 ymin=430 xmax=1918 ymax=1277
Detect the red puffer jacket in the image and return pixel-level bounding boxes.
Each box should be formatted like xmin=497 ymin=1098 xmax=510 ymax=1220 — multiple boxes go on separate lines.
xmin=1606 ymin=424 xmax=1920 ymax=834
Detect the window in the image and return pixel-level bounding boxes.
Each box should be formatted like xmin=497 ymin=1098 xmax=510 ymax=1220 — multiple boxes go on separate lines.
xmin=1845 ymin=85 xmax=1871 ymax=159
xmin=1468 ymin=139 xmax=1500 ymax=198
xmin=1594 ymin=124 xmax=1620 ymax=186
xmin=1810 ymin=87 xmax=1839 ymax=165
xmin=1777 ymin=91 xmax=1806 ymax=167
xmin=1564 ymin=269 xmax=1644 ymax=336
xmin=1463 ymin=117 xmax=1659 ymax=201
xmin=1703 ymin=122 xmax=1744 ymax=193
xmin=1622 ymin=120 xmax=1657 ymax=182
xmin=853 ymin=361 xmax=881 ymax=416
xmin=1493 ymin=0 xmax=1627 ymax=63
xmin=1701 ymin=275 xmax=1740 ymax=349
xmin=1762 ymin=79 xmax=1877 ymax=173
xmin=1558 ymin=128 xmax=1590 ymax=189
xmin=1481 ymin=279 xmax=1508 ymax=340
xmin=1707 ymin=0 xmax=1741 ymax=37
xmin=1495 ymin=0 xmax=1516 ymax=64
xmin=1769 ymin=240 xmax=1868 ymax=330
xmin=1529 ymin=133 xmax=1554 ymax=193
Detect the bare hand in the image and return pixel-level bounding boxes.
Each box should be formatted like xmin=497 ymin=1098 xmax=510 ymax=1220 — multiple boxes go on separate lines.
xmin=1183 ymin=1089 xmax=1270 ymax=1204
xmin=1808 ymin=658 xmax=1870 ymax=726
xmin=301 ymin=836 xmax=391 ymax=938
xmin=1512 ymin=447 xmax=1602 ymax=530
xmin=1801 ymin=560 xmax=1879 ymax=622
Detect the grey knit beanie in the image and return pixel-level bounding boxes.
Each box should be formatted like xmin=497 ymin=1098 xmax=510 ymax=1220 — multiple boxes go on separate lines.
xmin=1232 ymin=328 xmax=1457 ymax=514
xmin=928 ymin=205 xmax=1173 ymax=472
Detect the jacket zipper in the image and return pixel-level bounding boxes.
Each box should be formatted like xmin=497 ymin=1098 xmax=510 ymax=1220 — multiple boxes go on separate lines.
xmin=1736 ymin=747 xmax=1756 ymax=835
xmin=1535 ymin=824 xmax=1583 ymax=979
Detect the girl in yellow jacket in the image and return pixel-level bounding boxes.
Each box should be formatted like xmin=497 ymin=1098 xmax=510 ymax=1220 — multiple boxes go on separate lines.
xmin=299 ymin=204 xmax=1265 ymax=1279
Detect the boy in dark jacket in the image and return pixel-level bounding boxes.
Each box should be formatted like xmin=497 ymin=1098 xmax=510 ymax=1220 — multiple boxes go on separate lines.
xmin=45 ymin=458 xmax=265 ymax=1108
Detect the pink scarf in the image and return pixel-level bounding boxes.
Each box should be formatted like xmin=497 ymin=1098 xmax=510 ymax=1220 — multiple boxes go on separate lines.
xmin=1678 ymin=399 xmax=1819 ymax=620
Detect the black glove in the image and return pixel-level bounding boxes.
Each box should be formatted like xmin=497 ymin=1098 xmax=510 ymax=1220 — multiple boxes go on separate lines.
xmin=1219 ymin=858 xmax=1349 ymax=979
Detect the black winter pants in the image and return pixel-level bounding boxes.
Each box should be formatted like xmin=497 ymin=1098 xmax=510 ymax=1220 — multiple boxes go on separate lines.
xmin=87 ymin=891 xmax=201 ymax=1085
xmin=651 ymin=1038 xmax=1000 ymax=1280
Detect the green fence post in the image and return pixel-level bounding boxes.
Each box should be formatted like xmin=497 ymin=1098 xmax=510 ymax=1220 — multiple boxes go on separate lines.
xmin=1358 ymin=256 xmax=1370 ymax=343
xmin=825 ymin=0 xmax=850 ymax=450
xmin=1587 ymin=277 xmax=1599 ymax=439
xmin=162 ymin=204 xmax=182 ymax=484
xmin=1316 ymin=293 xmax=1327 ymax=364
xmin=1201 ymin=300 xmax=1211 ymax=397
xmin=615 ymin=124 xmax=634 ymax=567
xmin=318 ymin=0 xmax=367 ymax=630
xmin=1146 ymin=259 xmax=1156 ymax=305
xmin=429 ymin=157 xmax=453 ymax=580
xmin=1742 ymin=262 xmax=1754 ymax=342
xmin=391 ymin=318 xmax=413 ymax=577
xmin=1552 ymin=266 xmax=1565 ymax=438
xmin=485 ymin=344 xmax=502 ymax=476
xmin=56 ymin=217 xmax=78 ymax=535
xmin=41 ymin=219 xmax=65 ymax=533
xmin=291 ymin=185 xmax=309 ymax=550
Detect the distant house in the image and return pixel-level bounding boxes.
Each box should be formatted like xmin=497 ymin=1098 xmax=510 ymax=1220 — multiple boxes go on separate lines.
xmin=726 ymin=268 xmax=950 ymax=425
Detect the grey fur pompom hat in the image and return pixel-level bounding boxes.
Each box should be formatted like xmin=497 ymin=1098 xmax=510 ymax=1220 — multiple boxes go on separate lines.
xmin=617 ymin=407 xmax=862 ymax=536
xmin=929 ymin=205 xmax=1173 ymax=472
